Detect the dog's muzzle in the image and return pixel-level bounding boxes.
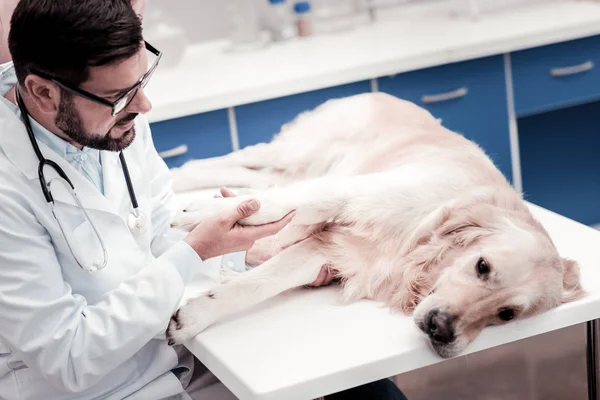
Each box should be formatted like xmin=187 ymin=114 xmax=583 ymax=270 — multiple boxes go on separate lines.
xmin=424 ymin=309 xmax=455 ymax=345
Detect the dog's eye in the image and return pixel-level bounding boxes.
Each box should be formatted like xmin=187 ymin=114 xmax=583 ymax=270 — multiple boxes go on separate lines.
xmin=476 ymin=258 xmax=490 ymax=276
xmin=498 ymin=308 xmax=515 ymax=321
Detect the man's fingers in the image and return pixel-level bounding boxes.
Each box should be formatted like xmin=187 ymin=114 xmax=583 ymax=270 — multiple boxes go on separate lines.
xmin=323 ymin=270 xmax=336 ymax=285
xmin=219 ymin=198 xmax=261 ymax=225
xmin=246 ymin=210 xmax=296 ymax=239
xmin=307 ymin=265 xmax=332 ymax=287
xmin=220 ymin=187 xmax=236 ymax=197
xmin=312 ymin=267 xmax=328 ymax=286
xmin=215 ymin=187 xmax=236 ymax=198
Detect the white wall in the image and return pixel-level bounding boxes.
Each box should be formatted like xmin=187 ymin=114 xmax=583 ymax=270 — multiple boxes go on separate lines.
xmin=143 ymin=0 xmax=270 ymax=44
xmin=142 ymin=0 xmax=367 ymax=45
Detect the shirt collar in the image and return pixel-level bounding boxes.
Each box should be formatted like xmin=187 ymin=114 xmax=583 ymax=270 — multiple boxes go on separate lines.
xmin=0 ymin=61 xmax=100 ymax=162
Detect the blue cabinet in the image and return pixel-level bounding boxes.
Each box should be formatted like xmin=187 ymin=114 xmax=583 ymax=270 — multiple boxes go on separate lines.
xmin=519 ymin=100 xmax=600 ymax=226
xmin=377 ymin=55 xmax=513 ymax=182
xmin=511 ymin=35 xmax=600 ymax=117
xmin=235 ymin=81 xmax=372 ymax=148
xmin=149 ymin=109 xmax=232 ymax=169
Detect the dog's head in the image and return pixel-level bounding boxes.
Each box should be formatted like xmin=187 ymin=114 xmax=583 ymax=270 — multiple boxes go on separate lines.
xmin=395 ymin=195 xmax=584 ymax=358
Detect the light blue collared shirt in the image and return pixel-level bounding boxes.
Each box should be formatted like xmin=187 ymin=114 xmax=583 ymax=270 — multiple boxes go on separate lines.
xmin=0 ymin=62 xmax=104 ymax=194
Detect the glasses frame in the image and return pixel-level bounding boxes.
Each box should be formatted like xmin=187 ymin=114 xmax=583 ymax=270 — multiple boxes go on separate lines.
xmin=35 ymin=41 xmax=161 ymax=116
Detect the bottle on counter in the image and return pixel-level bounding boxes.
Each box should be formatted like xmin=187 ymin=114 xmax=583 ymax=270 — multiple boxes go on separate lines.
xmin=227 ymin=0 xmax=269 ymax=52
xmin=293 ymin=1 xmax=313 ymax=37
xmin=265 ymin=0 xmax=295 ymax=42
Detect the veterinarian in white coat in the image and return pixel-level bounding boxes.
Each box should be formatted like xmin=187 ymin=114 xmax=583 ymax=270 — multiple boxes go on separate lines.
xmin=0 ymin=1 xmax=302 ymax=399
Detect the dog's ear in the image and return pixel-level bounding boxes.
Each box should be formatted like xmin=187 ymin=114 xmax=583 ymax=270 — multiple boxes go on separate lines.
xmin=400 ymin=202 xmax=455 ymax=256
xmin=561 ymin=257 xmax=585 ymax=303
xmin=401 ymin=190 xmax=499 ymax=256
xmin=437 ymin=203 xmax=494 ymax=247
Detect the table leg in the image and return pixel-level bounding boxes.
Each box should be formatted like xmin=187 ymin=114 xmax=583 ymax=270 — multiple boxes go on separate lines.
xmin=587 ymin=319 xmax=600 ymax=400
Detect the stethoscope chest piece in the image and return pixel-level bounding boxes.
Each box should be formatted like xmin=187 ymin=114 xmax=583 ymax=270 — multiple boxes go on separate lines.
xmin=128 ymin=208 xmax=149 ymax=236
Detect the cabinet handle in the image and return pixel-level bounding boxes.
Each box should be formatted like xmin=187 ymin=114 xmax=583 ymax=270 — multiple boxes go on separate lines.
xmin=421 ymin=87 xmax=468 ymax=104
xmin=158 ymin=144 xmax=188 ymax=159
xmin=550 ymin=61 xmax=594 ymax=77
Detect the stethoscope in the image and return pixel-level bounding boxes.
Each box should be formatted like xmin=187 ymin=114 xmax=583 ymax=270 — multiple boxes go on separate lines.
xmin=15 ymin=86 xmax=149 ymax=273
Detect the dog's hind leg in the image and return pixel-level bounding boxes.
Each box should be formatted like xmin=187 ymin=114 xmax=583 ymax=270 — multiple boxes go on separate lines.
xmin=166 ymin=237 xmax=327 ymax=344
xmin=175 ymin=142 xmax=285 ymax=172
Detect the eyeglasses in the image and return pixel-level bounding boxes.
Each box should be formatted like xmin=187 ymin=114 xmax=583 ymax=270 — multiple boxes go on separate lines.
xmin=35 ymin=41 xmax=161 ymax=116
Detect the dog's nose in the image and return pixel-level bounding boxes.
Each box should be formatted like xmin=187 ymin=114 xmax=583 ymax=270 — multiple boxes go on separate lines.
xmin=426 ymin=310 xmax=455 ymax=344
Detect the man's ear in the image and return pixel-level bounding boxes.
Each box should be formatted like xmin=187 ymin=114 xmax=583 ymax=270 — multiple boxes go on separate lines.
xmin=561 ymin=258 xmax=585 ymax=303
xmin=23 ymin=75 xmax=61 ymax=114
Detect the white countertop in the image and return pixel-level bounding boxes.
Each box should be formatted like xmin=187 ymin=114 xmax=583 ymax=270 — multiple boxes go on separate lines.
xmin=145 ymin=1 xmax=600 ymax=123
xmin=178 ymin=196 xmax=600 ymax=400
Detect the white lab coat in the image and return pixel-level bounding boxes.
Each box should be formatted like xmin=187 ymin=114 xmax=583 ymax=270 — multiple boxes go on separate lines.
xmin=0 ymin=103 xmax=222 ymax=400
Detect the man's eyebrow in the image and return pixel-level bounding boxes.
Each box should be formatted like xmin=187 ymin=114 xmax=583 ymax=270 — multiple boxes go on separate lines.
xmin=100 ymin=87 xmax=131 ymax=96
xmin=101 ymin=72 xmax=146 ymax=96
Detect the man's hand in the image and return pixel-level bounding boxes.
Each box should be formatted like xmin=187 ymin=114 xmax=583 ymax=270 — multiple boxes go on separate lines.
xmin=184 ymin=192 xmax=296 ymax=261
xmin=215 ymin=187 xmax=337 ymax=287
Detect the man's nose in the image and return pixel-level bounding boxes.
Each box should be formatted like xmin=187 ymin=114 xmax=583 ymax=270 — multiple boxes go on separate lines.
xmin=125 ymin=87 xmax=152 ymax=115
xmin=426 ymin=310 xmax=455 ymax=344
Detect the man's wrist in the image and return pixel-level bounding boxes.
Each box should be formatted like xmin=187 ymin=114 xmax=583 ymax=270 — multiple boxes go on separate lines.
xmin=184 ymin=237 xmax=211 ymax=261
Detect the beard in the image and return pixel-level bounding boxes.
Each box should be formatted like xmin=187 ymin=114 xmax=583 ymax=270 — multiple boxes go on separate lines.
xmin=54 ymin=93 xmax=137 ymax=152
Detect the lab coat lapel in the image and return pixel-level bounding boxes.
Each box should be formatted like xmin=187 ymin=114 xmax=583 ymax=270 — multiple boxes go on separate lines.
xmin=101 ymin=151 xmax=133 ymax=221
xmin=0 ymin=103 xmax=117 ymax=216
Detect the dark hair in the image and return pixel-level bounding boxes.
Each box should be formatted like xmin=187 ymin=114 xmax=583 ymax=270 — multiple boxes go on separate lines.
xmin=8 ymin=0 xmax=143 ymax=87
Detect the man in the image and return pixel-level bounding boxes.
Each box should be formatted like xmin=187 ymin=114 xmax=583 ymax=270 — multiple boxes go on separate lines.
xmin=0 ymin=1 xmax=407 ymax=399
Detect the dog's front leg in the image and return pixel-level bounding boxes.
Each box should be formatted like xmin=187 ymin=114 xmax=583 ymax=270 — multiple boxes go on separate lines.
xmin=172 ymin=175 xmax=360 ymax=230
xmin=166 ymin=238 xmax=328 ymax=344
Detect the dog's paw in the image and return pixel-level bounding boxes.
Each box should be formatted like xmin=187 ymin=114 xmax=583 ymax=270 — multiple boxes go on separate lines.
xmin=170 ymin=197 xmax=236 ymax=231
xmin=166 ymin=292 xmax=218 ymax=345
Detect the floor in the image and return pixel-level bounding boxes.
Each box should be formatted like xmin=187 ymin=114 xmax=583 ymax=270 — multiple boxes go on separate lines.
xmin=393 ymin=323 xmax=587 ymax=400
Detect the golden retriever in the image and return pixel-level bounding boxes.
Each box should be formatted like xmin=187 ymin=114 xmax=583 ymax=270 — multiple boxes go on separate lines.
xmin=166 ymin=92 xmax=584 ymax=358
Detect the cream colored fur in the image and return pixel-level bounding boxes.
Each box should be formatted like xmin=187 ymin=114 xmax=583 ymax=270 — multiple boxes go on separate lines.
xmin=166 ymin=93 xmax=583 ymax=358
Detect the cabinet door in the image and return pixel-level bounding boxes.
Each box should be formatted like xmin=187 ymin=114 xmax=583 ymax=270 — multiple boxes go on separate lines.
xmin=511 ymin=35 xmax=600 ymax=117
xmin=378 ymin=55 xmax=513 ymax=182
xmin=149 ymin=109 xmax=232 ymax=169
xmin=235 ymin=81 xmax=371 ymax=148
